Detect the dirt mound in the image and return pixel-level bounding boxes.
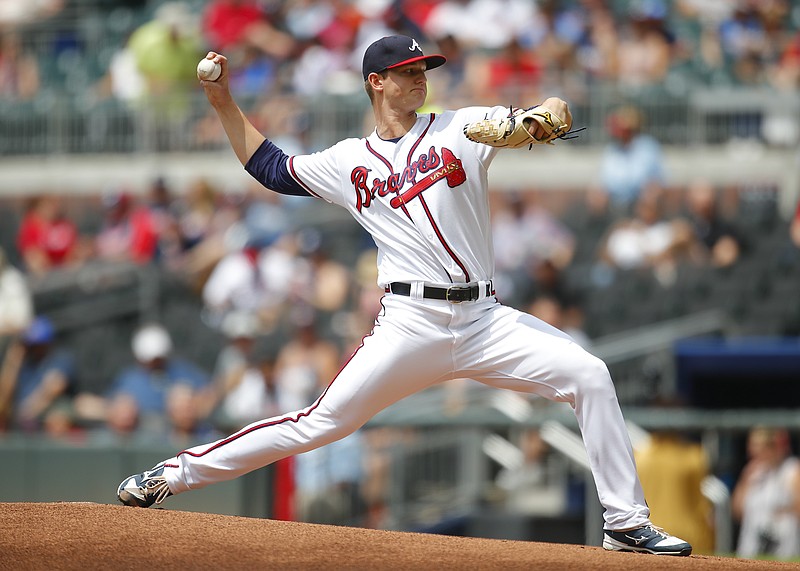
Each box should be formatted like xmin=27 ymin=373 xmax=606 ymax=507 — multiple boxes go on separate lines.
xmin=0 ymin=502 xmax=794 ymax=570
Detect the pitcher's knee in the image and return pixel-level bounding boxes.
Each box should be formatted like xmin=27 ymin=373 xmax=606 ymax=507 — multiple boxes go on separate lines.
xmin=571 ymin=352 xmax=615 ymax=396
xmin=311 ymin=411 xmax=363 ymax=445
xmin=332 ymin=419 xmax=362 ymax=441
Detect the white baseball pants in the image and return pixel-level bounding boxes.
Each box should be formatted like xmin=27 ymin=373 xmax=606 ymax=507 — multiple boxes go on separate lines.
xmin=163 ymin=293 xmax=650 ymax=530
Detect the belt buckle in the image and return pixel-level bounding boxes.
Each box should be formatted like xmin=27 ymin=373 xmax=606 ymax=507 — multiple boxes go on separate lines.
xmin=445 ymin=285 xmax=471 ymax=303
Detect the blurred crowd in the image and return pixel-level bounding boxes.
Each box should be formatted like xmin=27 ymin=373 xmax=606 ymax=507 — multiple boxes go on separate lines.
xmin=2 ymin=0 xmax=800 ymax=150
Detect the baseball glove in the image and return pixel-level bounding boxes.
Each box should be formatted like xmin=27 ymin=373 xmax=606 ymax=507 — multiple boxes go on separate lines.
xmin=463 ymin=105 xmax=581 ymax=148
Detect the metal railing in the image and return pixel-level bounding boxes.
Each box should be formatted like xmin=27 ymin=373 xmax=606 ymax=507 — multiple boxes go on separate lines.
xmin=3 ymin=87 xmax=797 ymax=157
xmin=589 ymin=309 xmax=729 ymax=367
xmin=386 ymin=426 xmax=488 ymax=530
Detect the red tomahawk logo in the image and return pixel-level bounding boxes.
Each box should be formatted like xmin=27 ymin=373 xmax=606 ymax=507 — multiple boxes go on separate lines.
xmin=390 ymin=148 xmax=466 ymax=209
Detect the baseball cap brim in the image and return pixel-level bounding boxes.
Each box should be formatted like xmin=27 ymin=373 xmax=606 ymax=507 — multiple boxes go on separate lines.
xmin=385 ymin=54 xmax=446 ymax=74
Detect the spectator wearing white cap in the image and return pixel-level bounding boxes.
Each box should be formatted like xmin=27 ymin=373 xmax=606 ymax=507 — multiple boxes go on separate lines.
xmin=0 ymin=246 xmax=33 ymax=339
xmin=98 ymin=323 xmax=210 ymax=440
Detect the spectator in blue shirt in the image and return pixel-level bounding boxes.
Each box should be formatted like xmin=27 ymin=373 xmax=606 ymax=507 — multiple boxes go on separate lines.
xmin=0 ymin=316 xmax=76 ymax=435
xmin=600 ymin=105 xmax=665 ymax=212
xmin=104 ymin=323 xmax=210 ymax=439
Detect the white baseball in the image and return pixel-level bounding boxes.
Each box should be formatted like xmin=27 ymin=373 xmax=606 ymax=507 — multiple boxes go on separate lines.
xmin=197 ymin=59 xmax=221 ymax=82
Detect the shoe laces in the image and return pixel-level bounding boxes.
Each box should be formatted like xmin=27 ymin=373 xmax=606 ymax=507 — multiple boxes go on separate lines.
xmin=644 ymin=524 xmax=668 ymax=538
xmin=143 ymin=476 xmax=172 ymax=505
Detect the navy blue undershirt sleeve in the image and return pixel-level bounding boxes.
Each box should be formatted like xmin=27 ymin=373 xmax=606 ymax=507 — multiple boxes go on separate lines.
xmin=244 ymin=139 xmax=311 ymax=197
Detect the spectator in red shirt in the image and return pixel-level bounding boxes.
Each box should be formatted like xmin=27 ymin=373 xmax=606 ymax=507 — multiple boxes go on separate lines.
xmin=202 ymin=0 xmax=295 ymax=60
xmin=16 ymin=195 xmax=82 ymax=277
xmin=471 ymin=38 xmax=542 ymax=104
xmin=95 ymin=192 xmax=158 ymax=265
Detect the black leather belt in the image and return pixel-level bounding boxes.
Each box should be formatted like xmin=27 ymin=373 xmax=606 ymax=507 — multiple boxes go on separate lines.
xmin=386 ymin=281 xmax=493 ymax=303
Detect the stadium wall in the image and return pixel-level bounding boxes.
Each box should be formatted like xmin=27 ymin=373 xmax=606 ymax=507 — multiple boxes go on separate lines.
xmin=2 ymin=147 xmax=798 ymax=217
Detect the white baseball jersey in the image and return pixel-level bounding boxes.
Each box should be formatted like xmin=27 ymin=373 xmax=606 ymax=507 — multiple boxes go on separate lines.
xmin=288 ymin=106 xmax=508 ymax=287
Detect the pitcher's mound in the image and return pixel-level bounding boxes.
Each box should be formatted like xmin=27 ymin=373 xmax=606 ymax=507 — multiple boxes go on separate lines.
xmin=0 ymin=502 xmax=794 ymax=570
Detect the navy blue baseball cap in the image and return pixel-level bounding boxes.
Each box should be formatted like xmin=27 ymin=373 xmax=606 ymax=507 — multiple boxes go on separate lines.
xmin=362 ymin=35 xmax=446 ymax=81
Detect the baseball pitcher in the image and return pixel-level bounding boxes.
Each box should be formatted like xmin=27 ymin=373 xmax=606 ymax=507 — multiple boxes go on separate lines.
xmin=117 ymin=35 xmax=691 ymax=557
